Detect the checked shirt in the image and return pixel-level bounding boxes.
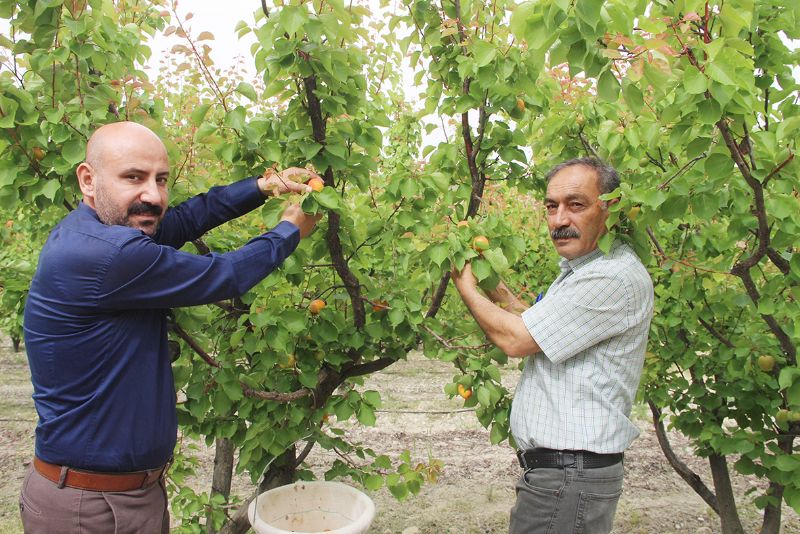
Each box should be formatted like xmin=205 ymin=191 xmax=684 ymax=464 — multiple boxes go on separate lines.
xmin=511 ymin=242 xmax=654 ymax=454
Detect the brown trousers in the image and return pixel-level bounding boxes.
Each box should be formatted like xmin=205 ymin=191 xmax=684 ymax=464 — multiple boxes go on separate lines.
xmin=19 ymin=465 xmax=170 ymax=534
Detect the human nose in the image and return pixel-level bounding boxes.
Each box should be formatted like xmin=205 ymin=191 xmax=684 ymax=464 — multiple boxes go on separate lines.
xmin=550 ymin=204 xmax=570 ymax=228
xmin=139 ymin=176 xmax=161 ymax=205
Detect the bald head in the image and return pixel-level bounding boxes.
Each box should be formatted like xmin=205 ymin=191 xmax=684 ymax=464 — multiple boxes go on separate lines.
xmin=77 ymin=122 xmax=170 ymax=236
xmin=85 ymin=122 xmax=167 ymax=173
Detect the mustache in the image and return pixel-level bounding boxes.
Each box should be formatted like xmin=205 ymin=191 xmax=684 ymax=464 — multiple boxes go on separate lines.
xmin=127 ymin=202 xmax=163 ymax=217
xmin=551 ymin=227 xmax=580 ymax=240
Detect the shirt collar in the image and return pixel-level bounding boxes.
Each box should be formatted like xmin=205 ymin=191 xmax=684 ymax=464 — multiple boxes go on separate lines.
xmin=77 ymin=201 xmax=101 ymax=222
xmin=560 ymin=240 xmax=619 ymax=273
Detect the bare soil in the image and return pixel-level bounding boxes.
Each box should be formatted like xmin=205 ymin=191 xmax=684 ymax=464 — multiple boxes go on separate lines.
xmin=1 ymin=336 xmax=798 ymax=533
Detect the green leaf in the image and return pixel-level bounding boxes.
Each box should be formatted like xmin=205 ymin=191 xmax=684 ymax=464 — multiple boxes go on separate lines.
xmin=509 ymin=1 xmax=536 ymax=41
xmin=195 ymin=122 xmax=216 ymax=141
xmin=281 ymin=310 xmax=307 ymax=333
xmin=299 ymin=141 xmax=323 ymax=159
xmin=62 ymin=140 xmax=85 ymax=165
xmin=788 ymin=382 xmax=800 ymax=406
xmin=472 ymin=40 xmax=497 ymax=68
xmin=235 ymin=82 xmax=258 ymax=102
xmin=489 ymin=423 xmax=505 ymax=445
xmin=280 ymin=5 xmax=309 ymax=36
xmin=363 ymin=390 xmax=381 ymax=407
xmin=39 ymin=179 xmax=60 ymax=200
xmin=575 ymin=0 xmax=602 ymax=30
xmin=427 ymin=244 xmax=448 ymax=267
xmin=697 ymin=99 xmax=722 ymax=124
xmin=776 ymin=116 xmax=800 ymax=143
xmin=314 ymin=187 xmax=341 ymax=210
xmin=775 ymin=454 xmax=800 ymax=473
xmin=483 ymin=248 xmax=509 ymax=274
xmin=683 ymin=68 xmax=708 ymax=95
xmin=191 ymin=103 xmax=212 ymax=126
xmin=472 ymin=259 xmax=492 ymax=281
xmin=388 ymin=482 xmax=408 ymax=500
xmin=597 ymin=70 xmax=620 ymax=102
xmin=358 ymin=404 xmax=376 ymax=426
xmin=477 ymin=386 xmax=491 ymax=407
xmin=622 ymin=83 xmax=644 ymax=113
xmin=704 ymin=153 xmax=732 ymax=176
xmin=224 ymin=106 xmax=246 ymax=131
xmin=364 ymin=474 xmax=383 ymax=491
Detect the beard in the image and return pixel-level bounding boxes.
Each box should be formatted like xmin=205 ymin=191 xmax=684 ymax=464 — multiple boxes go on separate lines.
xmin=94 ymin=185 xmax=163 ymax=236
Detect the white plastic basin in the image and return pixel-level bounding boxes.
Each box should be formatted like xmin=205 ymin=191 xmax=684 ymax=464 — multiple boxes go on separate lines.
xmin=248 ymin=481 xmax=376 ymax=534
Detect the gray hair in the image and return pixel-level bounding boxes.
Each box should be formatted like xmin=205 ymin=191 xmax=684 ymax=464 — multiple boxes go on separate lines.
xmin=545 ymin=157 xmax=620 ymax=195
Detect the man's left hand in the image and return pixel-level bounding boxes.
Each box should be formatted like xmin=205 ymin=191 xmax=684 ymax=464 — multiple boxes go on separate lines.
xmin=259 ymin=167 xmax=321 ymax=197
xmin=451 ymin=263 xmax=478 ymax=292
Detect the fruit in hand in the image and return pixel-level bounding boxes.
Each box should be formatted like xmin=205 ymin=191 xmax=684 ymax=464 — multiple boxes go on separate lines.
xmin=457 ymin=384 xmax=472 ymax=400
xmin=472 ymin=235 xmax=489 ymax=253
xmin=309 ymin=299 xmax=326 ymax=315
xmin=308 ymin=178 xmax=325 ymax=192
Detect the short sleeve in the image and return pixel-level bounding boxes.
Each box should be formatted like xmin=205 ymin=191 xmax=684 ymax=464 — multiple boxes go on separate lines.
xmin=521 ymin=272 xmax=629 ymax=364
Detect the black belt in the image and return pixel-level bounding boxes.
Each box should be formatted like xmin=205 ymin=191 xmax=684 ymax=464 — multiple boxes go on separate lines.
xmin=517 ymin=448 xmax=623 ymax=470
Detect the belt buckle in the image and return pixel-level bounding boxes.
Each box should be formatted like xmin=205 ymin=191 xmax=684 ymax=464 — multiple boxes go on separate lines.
xmin=560 ymin=451 xmax=577 ymax=468
xmin=516 ymin=450 xmax=527 ymax=470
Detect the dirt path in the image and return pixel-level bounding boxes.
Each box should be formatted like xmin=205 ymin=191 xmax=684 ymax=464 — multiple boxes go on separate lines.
xmin=2 ymin=337 xmax=798 ymax=533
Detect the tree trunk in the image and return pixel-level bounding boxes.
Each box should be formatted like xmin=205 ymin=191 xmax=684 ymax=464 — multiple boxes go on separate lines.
xmin=760 ymin=432 xmax=794 ymax=534
xmin=207 ymin=438 xmax=235 ymax=534
xmin=760 ymin=481 xmax=784 ymax=534
xmin=708 ymin=453 xmax=745 ymax=534
xmin=648 ymin=400 xmax=719 ymax=514
xmin=218 ymin=445 xmax=297 ymax=534
xmin=11 ymin=336 xmax=21 ymax=352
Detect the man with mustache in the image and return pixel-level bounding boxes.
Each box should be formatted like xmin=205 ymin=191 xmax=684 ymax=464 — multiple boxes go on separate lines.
xmin=452 ymin=158 xmax=654 ymax=534
xmin=20 ymin=121 xmax=320 ymax=533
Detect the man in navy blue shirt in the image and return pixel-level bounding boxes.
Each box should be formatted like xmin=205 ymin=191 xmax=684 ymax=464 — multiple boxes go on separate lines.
xmin=19 ymin=121 xmax=320 ymax=533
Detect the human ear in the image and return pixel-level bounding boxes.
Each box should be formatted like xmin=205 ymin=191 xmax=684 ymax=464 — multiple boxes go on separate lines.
xmin=76 ymin=162 xmax=97 ymax=207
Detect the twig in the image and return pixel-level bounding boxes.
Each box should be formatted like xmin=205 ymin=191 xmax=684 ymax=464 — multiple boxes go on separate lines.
xmin=763 ymin=152 xmax=794 ymax=185
xmin=171 ymin=322 xmax=221 ymax=368
xmin=421 ymin=324 xmax=493 ymax=351
xmin=658 ymin=153 xmax=706 ymax=190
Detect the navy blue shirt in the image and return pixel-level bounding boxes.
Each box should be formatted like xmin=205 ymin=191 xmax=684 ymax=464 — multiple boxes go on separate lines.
xmin=24 ymin=177 xmax=299 ymax=472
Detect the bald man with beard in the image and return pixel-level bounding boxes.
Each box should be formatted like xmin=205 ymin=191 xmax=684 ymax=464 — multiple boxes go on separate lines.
xmin=20 ymin=122 xmax=320 ymax=533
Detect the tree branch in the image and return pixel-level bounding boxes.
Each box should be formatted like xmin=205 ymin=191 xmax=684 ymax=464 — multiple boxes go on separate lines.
xmin=302 ymin=73 xmax=366 ymax=329
xmin=241 ymin=385 xmax=312 ymax=403
xmin=340 ymin=357 xmax=397 ymax=380
xmin=648 ymin=400 xmax=720 ymax=515
xmin=171 ymin=322 xmax=221 ymax=368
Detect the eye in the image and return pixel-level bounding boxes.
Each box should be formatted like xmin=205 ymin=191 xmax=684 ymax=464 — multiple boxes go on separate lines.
xmin=569 ymin=202 xmax=585 ymax=210
xmin=156 ymin=175 xmax=169 ymax=185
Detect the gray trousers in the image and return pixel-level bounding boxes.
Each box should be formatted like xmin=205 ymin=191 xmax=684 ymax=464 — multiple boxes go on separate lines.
xmin=19 ymin=465 xmax=170 ymax=534
xmin=509 ymin=461 xmax=624 ymax=534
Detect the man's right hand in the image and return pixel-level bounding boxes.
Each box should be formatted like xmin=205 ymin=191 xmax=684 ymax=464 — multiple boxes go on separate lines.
xmin=280 ymin=204 xmax=321 ymax=238
xmin=259 ymin=167 xmax=321 ymax=197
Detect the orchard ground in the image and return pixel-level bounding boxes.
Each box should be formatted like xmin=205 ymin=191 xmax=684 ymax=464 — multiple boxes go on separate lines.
xmin=1 ymin=335 xmax=798 ymax=534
